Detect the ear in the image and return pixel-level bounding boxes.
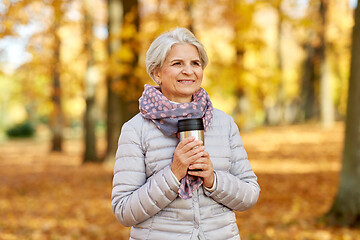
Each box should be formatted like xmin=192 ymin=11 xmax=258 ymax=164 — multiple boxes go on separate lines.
xmin=153 ymin=68 xmax=162 ymax=85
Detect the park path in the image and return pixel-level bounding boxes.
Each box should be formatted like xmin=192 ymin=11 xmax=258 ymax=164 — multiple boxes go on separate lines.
xmin=1 ymin=123 xmax=360 ymax=239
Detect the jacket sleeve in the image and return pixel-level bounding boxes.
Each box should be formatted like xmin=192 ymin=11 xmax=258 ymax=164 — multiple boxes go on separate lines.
xmin=111 ymin=121 xmax=180 ymax=227
xmin=204 ymin=117 xmax=260 ymax=211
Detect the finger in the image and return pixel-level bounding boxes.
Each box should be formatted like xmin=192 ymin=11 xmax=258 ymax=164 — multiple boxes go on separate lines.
xmin=173 ymin=145 xmax=203 ymax=167
xmin=188 ymin=165 xmax=213 ymax=177
xmin=192 ymin=154 xmax=210 ymax=163
xmin=201 ymin=151 xmax=209 ymax=158
xmin=189 ymin=145 xmax=205 ymax=155
xmin=184 ymin=150 xmax=206 ymax=166
xmin=189 ymin=157 xmax=209 ymax=167
xmin=188 ymin=167 xmax=207 ymax=176
xmin=183 ymin=139 xmax=203 ymax=151
xmin=180 ymin=143 xmax=204 ymax=157
xmin=177 ymin=136 xmax=195 ymax=148
xmin=177 ymin=139 xmax=203 ymax=155
xmin=189 ymin=159 xmax=212 ymax=169
xmin=188 ymin=163 xmax=206 ymax=171
xmin=189 ymin=155 xmax=213 ymax=172
xmin=174 ymin=138 xmax=196 ymax=157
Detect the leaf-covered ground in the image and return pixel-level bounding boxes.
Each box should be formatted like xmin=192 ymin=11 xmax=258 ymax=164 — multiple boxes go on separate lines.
xmin=1 ymin=123 xmax=360 ymax=240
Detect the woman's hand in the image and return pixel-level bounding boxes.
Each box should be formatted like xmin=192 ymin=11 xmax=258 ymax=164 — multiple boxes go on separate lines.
xmin=188 ymin=151 xmax=214 ymax=188
xmin=171 ymin=137 xmax=205 ymax=181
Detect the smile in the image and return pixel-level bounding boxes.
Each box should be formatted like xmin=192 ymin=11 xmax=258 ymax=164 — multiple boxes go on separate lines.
xmin=178 ymin=79 xmax=195 ymax=84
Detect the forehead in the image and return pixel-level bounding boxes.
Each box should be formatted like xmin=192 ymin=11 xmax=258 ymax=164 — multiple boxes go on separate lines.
xmin=165 ymin=43 xmax=200 ymax=60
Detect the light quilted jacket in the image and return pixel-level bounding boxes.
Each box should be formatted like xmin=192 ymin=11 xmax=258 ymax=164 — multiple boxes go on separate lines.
xmin=112 ymin=108 xmax=260 ymax=240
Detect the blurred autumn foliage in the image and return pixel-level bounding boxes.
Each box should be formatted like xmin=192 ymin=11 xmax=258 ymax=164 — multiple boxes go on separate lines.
xmin=0 ymin=0 xmax=356 ymax=137
xmin=1 ymin=123 xmax=360 ymax=239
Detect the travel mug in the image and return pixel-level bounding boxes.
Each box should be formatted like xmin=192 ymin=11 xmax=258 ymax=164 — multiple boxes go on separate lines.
xmin=178 ymin=118 xmax=204 ymax=144
xmin=178 ymin=118 xmax=204 ymax=171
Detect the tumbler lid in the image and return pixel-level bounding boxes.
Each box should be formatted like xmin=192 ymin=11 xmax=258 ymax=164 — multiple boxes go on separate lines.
xmin=178 ymin=118 xmax=204 ymax=132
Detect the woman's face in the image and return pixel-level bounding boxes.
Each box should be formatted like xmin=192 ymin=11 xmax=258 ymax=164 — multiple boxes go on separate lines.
xmin=154 ymin=43 xmax=203 ymax=103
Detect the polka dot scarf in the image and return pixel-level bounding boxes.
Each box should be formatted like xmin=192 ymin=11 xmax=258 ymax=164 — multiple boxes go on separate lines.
xmin=139 ymin=84 xmax=214 ymax=199
xmin=139 ymin=84 xmax=213 ymax=136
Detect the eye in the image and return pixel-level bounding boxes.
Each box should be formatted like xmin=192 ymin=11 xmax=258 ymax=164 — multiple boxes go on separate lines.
xmin=192 ymin=61 xmax=201 ymax=67
xmin=172 ymin=62 xmax=181 ymax=66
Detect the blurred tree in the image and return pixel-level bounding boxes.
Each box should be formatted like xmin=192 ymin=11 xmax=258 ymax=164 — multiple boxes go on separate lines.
xmin=319 ymin=0 xmax=335 ymax=127
xmin=327 ymin=0 xmax=353 ymax=119
xmin=105 ymin=0 xmax=141 ymax=163
xmin=12 ymin=0 xmax=86 ymax=136
xmin=300 ymin=0 xmax=333 ymax=124
xmin=230 ymin=0 xmax=260 ymax=129
xmin=105 ymin=0 xmax=122 ymax=164
xmin=325 ymin=0 xmax=360 ymax=227
xmin=300 ymin=40 xmax=319 ymax=120
xmin=300 ymin=2 xmax=319 ymax=121
xmin=265 ymin=0 xmax=285 ymax=125
xmin=0 ymin=1 xmax=27 ymax=38
xmin=50 ymin=0 xmax=64 ymax=151
xmin=0 ymin=1 xmax=48 ymax=127
xmin=275 ymin=0 xmax=285 ymax=124
xmin=83 ymin=0 xmax=99 ymax=162
xmin=184 ymin=0 xmax=194 ymax=32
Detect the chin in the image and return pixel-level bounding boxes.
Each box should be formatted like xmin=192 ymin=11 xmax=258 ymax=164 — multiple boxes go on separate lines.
xmin=179 ymin=89 xmax=198 ymax=97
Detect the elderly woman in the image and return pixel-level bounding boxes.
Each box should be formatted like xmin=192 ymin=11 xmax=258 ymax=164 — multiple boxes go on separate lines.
xmin=112 ymin=28 xmax=260 ymax=240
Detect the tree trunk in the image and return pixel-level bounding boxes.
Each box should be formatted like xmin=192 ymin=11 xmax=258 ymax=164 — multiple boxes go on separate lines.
xmin=104 ymin=0 xmax=140 ymax=164
xmin=105 ymin=0 xmax=123 ymax=164
xmin=320 ymin=58 xmax=334 ymax=127
xmin=300 ymin=0 xmax=333 ymax=122
xmin=325 ymin=1 xmax=360 ymax=227
xmin=231 ymin=0 xmax=256 ymax=130
xmin=83 ymin=0 xmax=99 ymax=163
xmin=84 ymin=97 xmax=98 ymax=162
xmin=300 ymin=41 xmax=318 ymax=120
xmin=50 ymin=1 xmax=63 ymax=152
xmin=319 ymin=0 xmax=335 ymax=127
xmin=185 ymin=0 xmax=194 ymax=32
xmin=266 ymin=1 xmax=284 ymax=126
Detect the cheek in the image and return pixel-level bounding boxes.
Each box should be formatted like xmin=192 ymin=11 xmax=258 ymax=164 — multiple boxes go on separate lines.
xmin=196 ymin=69 xmax=204 ymax=80
xmin=164 ymin=68 xmax=179 ymax=78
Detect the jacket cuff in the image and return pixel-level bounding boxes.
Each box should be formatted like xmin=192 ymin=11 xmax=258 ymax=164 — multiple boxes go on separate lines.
xmin=163 ymin=165 xmax=180 ymax=194
xmin=204 ymin=171 xmax=218 ymax=195
xmin=203 ymin=171 xmax=217 ymax=192
xmin=170 ymin=168 xmax=181 ymax=186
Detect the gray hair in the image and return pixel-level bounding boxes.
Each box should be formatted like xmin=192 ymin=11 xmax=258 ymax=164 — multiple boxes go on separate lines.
xmin=145 ymin=28 xmax=209 ymax=82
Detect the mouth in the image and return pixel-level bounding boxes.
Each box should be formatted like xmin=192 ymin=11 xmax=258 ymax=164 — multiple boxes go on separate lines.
xmin=177 ymin=79 xmax=195 ymax=84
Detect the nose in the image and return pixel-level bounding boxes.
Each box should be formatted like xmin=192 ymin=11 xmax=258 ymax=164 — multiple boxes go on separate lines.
xmin=181 ymin=64 xmax=193 ymax=75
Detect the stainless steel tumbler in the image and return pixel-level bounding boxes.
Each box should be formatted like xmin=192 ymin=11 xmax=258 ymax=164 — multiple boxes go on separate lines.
xmin=178 ymin=118 xmax=204 ymax=144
